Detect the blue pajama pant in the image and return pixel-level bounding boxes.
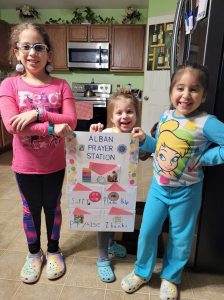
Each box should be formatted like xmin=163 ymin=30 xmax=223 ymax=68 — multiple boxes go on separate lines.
xmin=134 ymin=178 xmax=202 ymax=284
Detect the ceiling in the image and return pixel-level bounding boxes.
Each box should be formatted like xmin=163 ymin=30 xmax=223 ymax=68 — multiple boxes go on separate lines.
xmin=0 ymin=0 xmax=149 ymax=9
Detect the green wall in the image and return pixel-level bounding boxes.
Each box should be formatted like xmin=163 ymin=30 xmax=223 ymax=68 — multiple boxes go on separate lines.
xmin=148 ymin=0 xmax=177 ymax=17
xmin=0 ymin=8 xmax=148 ymax=25
xmin=0 ymin=2 xmax=177 ymax=91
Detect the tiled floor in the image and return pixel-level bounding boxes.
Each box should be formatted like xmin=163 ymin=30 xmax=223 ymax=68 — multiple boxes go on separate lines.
xmin=0 ymin=151 xmax=223 ymax=300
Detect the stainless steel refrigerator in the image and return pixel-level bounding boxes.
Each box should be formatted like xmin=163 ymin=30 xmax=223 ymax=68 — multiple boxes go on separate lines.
xmin=171 ymin=0 xmax=224 ymax=272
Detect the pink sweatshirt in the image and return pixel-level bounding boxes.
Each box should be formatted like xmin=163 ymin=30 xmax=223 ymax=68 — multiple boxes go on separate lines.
xmin=0 ymin=76 xmax=77 ymax=174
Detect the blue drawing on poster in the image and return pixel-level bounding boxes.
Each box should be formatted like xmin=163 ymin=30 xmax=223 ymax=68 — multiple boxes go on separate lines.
xmin=117 ymin=144 xmax=127 ymax=154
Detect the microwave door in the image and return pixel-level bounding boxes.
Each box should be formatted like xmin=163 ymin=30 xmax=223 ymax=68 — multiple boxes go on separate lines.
xmin=69 ymin=48 xmax=100 ymax=69
xmin=99 ymin=46 xmax=102 ymax=66
xmin=67 ymin=42 xmax=109 ymax=69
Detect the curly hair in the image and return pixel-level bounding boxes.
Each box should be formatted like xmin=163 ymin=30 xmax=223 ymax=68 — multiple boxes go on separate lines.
xmin=9 ymin=23 xmax=52 ymax=73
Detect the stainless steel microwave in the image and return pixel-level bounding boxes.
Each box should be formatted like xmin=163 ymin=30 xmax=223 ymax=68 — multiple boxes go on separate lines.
xmin=67 ymin=42 xmax=109 ymax=69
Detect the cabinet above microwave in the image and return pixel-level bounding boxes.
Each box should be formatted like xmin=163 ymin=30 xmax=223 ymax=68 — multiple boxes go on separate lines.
xmin=67 ymin=25 xmax=111 ymax=42
xmin=67 ymin=42 xmax=110 ymax=70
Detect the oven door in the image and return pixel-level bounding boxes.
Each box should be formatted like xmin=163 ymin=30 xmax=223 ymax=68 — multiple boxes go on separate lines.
xmin=75 ymin=106 xmax=107 ymax=131
xmin=67 ymin=42 xmax=109 ymax=69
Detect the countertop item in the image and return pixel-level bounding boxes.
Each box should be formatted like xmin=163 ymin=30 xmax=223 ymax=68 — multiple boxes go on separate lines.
xmin=84 ymin=89 xmax=96 ymax=97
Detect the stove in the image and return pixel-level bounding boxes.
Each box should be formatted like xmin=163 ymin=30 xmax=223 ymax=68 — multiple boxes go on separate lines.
xmin=72 ymin=83 xmax=112 ymax=107
xmin=72 ymin=83 xmax=112 ymax=131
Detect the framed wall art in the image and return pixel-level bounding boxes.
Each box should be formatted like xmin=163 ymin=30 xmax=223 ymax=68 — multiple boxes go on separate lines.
xmin=147 ymin=22 xmax=173 ymax=71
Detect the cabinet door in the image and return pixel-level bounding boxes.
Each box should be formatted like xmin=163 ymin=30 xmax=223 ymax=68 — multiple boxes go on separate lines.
xmin=0 ymin=121 xmax=3 ymax=150
xmin=111 ymin=25 xmax=146 ymax=72
xmin=89 ymin=25 xmax=110 ymax=42
xmin=1 ymin=119 xmax=12 ymax=149
xmin=67 ymin=25 xmax=88 ymax=41
xmin=44 ymin=25 xmax=68 ymax=71
xmin=0 ymin=21 xmax=10 ymax=69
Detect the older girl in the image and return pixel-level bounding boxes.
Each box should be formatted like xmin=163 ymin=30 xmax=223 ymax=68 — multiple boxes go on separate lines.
xmin=0 ymin=23 xmax=76 ymax=283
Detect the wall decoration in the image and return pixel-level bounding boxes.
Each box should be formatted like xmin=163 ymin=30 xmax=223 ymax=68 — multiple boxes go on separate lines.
xmin=16 ymin=4 xmax=40 ymax=20
xmin=122 ymin=6 xmax=142 ymax=24
xmin=147 ymin=22 xmax=173 ymax=71
xmin=46 ymin=7 xmax=116 ymax=25
xmin=66 ymin=132 xmax=139 ymax=232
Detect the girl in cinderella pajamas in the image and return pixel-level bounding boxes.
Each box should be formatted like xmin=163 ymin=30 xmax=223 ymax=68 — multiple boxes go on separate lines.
xmin=121 ymin=63 xmax=224 ymax=300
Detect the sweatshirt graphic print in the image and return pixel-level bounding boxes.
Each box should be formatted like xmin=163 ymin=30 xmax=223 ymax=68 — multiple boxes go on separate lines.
xmin=153 ymin=110 xmax=210 ymax=187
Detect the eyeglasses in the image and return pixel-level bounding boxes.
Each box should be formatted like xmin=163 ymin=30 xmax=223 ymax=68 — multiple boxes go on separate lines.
xmin=16 ymin=43 xmax=49 ymax=53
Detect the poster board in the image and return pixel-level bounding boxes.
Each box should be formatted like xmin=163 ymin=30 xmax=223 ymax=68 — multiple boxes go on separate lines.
xmin=66 ymin=131 xmax=139 ymax=231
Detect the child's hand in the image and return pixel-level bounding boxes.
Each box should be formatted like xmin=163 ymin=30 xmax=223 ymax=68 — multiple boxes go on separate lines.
xmin=90 ymin=123 xmax=104 ymax=132
xmin=132 ymin=127 xmax=146 ymax=143
xmin=54 ymin=124 xmax=72 ymax=137
xmin=9 ymin=110 xmax=38 ymax=131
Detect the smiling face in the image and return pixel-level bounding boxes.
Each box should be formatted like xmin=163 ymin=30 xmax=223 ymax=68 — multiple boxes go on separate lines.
xmin=157 ymin=145 xmax=180 ymax=172
xmin=14 ymin=28 xmax=52 ymax=77
xmin=170 ymin=69 xmax=206 ymax=117
xmin=111 ymin=97 xmax=137 ymax=132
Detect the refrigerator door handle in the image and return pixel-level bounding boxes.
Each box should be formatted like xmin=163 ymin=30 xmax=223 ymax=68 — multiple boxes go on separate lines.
xmin=184 ymin=0 xmax=193 ymax=61
xmin=170 ymin=0 xmax=186 ymax=77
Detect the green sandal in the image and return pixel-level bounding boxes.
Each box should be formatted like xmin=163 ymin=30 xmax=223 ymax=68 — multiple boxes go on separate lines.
xmin=108 ymin=241 xmax=127 ymax=257
xmin=97 ymin=259 xmax=115 ymax=282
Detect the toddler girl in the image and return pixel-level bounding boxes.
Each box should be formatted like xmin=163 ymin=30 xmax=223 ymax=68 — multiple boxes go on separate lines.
xmin=90 ymin=92 xmax=140 ymax=282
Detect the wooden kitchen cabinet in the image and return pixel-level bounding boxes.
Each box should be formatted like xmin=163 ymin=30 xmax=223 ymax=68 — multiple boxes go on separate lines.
xmin=0 ymin=21 xmax=11 ymax=69
xmin=67 ymin=25 xmax=88 ymax=41
xmin=0 ymin=123 xmax=3 ymax=150
xmin=89 ymin=25 xmax=110 ymax=42
xmin=110 ymin=25 xmax=146 ymax=72
xmin=0 ymin=118 xmax=12 ymax=153
xmin=67 ymin=24 xmax=110 ymax=42
xmin=43 ymin=24 xmax=68 ymax=71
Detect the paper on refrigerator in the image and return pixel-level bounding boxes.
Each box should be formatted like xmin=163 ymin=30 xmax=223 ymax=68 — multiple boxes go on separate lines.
xmin=66 ymin=132 xmax=139 ymax=231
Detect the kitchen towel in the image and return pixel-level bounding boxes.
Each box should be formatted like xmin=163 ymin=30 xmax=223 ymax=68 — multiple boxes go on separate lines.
xmin=75 ymin=102 xmax=93 ymax=120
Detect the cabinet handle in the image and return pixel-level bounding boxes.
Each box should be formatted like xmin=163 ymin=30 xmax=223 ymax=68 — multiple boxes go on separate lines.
xmin=144 ymin=96 xmax=149 ymax=101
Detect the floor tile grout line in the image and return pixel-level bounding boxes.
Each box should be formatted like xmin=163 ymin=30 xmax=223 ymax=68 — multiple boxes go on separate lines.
xmin=185 ymin=270 xmax=196 ymax=300
xmin=10 ymin=281 xmax=22 ymax=300
xmin=103 ymin=288 xmax=107 ymax=300
xmin=56 ymin=282 xmax=65 ymax=300
xmin=0 ymin=278 xmax=21 ymax=282
xmin=61 ymin=253 xmax=76 ymax=289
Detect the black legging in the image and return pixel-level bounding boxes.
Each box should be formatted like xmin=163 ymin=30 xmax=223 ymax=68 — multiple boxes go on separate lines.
xmin=15 ymin=169 xmax=65 ymax=254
